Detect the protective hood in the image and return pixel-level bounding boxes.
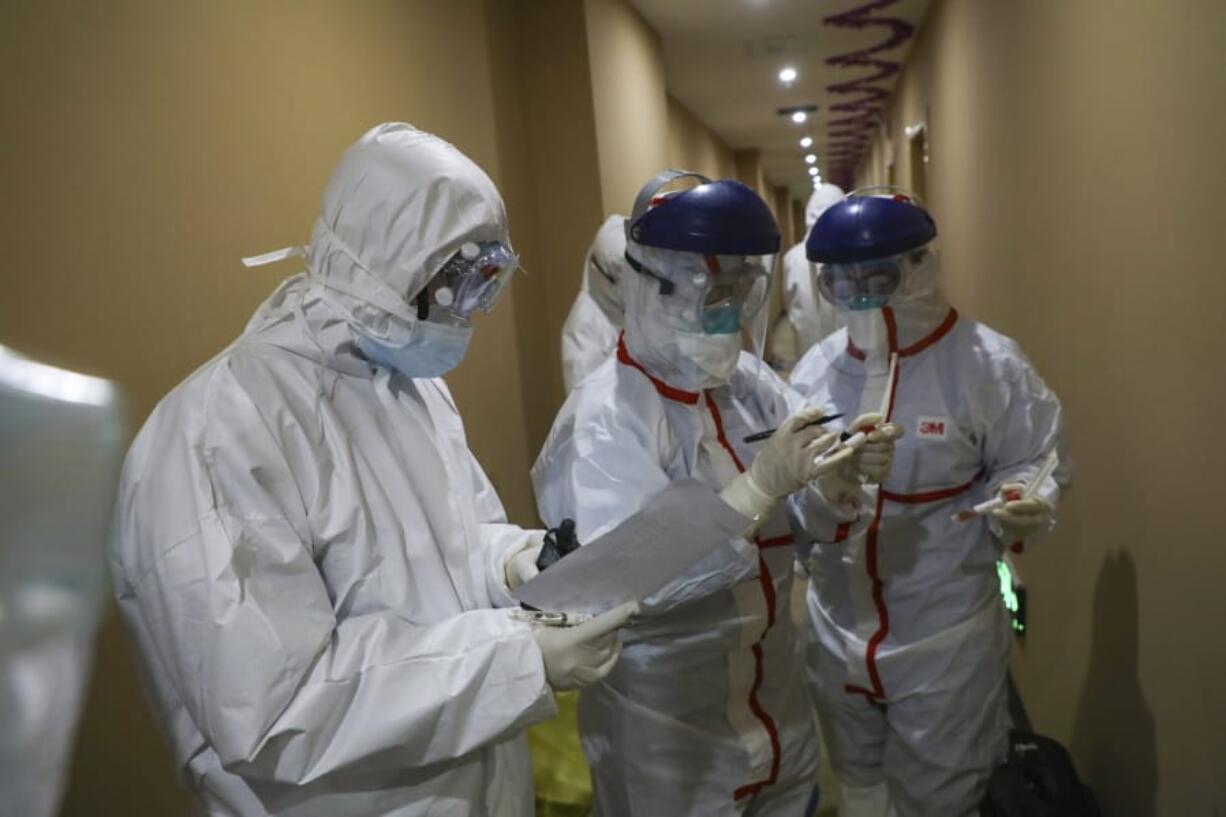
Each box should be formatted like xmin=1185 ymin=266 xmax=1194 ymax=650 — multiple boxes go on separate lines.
xmin=306 ymin=123 xmax=510 ymax=345
xmin=584 ymin=214 xmax=628 ymax=323
xmin=805 ymin=183 xmax=845 ymax=230
xmin=824 ymin=246 xmax=952 ymax=373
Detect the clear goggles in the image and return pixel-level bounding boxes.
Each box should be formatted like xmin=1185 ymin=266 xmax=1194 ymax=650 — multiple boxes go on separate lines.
xmin=632 ymin=249 xmax=771 ymax=335
xmin=417 ymin=240 xmax=518 ymax=323
xmin=817 ymin=248 xmax=929 ymax=311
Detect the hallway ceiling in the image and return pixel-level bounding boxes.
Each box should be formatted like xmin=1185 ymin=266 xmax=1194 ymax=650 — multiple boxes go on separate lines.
xmin=631 ymin=0 xmax=931 ymax=199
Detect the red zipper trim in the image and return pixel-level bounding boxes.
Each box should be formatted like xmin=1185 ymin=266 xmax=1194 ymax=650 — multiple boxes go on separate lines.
xmin=705 ymin=392 xmax=783 ymax=801
xmin=616 ymin=333 xmax=700 ymax=405
xmin=846 ymin=307 xmax=959 ymax=361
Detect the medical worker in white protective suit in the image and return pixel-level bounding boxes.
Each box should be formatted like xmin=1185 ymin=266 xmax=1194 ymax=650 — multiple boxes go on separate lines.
xmin=529 ymin=171 xmax=900 ymax=816
xmin=788 ymin=192 xmax=1071 ymax=817
xmin=768 ymin=182 xmax=844 ymax=370
xmin=561 ymin=214 xmax=629 ymax=391
xmin=110 ymin=123 xmax=635 ymax=817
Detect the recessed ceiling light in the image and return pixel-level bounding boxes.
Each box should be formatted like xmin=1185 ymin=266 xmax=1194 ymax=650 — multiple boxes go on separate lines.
xmin=799 ymin=136 xmax=813 ymax=148
xmin=808 ymin=167 xmax=819 ymax=176
xmin=805 ymin=154 xmax=817 ymax=164
xmin=791 ymin=111 xmax=807 ymax=124
xmin=778 ymin=66 xmax=797 ymax=84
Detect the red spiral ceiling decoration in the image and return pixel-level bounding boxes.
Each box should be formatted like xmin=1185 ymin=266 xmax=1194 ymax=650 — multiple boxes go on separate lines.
xmin=822 ymin=0 xmax=917 ymax=188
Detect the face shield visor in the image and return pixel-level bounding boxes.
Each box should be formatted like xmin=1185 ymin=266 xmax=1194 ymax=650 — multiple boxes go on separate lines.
xmin=629 ymin=246 xmax=771 ymax=336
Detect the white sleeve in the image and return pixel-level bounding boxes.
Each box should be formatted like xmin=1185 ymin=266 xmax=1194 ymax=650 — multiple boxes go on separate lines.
xmin=118 ymin=380 xmax=554 ymax=785
xmin=463 ymin=446 xmax=542 ymax=608
xmin=974 ymin=347 xmax=1072 ymax=543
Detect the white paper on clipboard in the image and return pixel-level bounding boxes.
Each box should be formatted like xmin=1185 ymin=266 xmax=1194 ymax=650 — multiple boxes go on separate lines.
xmin=512 ymin=478 xmax=752 ymax=615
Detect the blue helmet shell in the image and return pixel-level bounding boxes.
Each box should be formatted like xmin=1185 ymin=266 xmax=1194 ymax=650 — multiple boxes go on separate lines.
xmin=628 ymin=176 xmax=780 ymax=256
xmin=806 ymin=194 xmax=937 ymax=264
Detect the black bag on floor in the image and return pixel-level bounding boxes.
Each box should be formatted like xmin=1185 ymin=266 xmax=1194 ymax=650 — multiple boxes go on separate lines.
xmin=980 ymin=674 xmax=1101 ymax=816
xmin=981 ymin=729 xmax=1101 ymax=817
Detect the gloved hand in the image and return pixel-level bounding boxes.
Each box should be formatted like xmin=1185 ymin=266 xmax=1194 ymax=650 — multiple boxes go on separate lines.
xmin=748 ymin=405 xmax=841 ymax=499
xmin=504 ymin=532 xmax=546 ymax=591
xmin=856 ymin=415 xmax=904 ymax=484
xmin=533 ymin=601 xmax=639 ymax=691
xmin=813 ymin=412 xmax=902 ymax=514
xmin=990 ymin=483 xmax=1051 ymax=543
xmin=722 ymin=406 xmax=839 ymax=521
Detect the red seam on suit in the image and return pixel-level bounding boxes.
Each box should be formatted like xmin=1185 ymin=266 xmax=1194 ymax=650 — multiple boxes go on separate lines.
xmin=880 ymin=476 xmax=977 ymax=504
xmin=845 ymin=307 xmax=958 ymax=361
xmin=861 ymin=490 xmax=890 ymax=698
xmin=757 ymin=534 xmax=795 ymax=549
xmin=841 ymin=308 xmax=961 ymax=703
xmin=616 ymin=333 xmax=700 ymax=405
xmin=705 ymin=392 xmax=782 ymax=800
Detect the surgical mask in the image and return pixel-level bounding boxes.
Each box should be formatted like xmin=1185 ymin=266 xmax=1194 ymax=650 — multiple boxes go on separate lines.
xmin=355 ymin=320 xmax=473 ymax=378
xmin=674 ymin=330 xmax=740 ymax=387
xmin=701 ymin=301 xmax=741 ymax=335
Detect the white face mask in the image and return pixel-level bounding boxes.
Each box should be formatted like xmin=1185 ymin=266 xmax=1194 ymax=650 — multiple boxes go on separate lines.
xmin=355 ymin=320 xmax=473 ymax=378
xmin=672 ymin=330 xmax=741 ymax=388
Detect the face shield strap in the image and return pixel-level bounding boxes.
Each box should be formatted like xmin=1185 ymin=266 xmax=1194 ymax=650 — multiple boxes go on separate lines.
xmin=624 ymin=249 xmax=675 ymax=296
xmin=625 ymin=169 xmax=713 ymax=245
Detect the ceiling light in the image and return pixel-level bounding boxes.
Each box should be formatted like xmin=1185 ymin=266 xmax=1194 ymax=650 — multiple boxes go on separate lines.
xmin=791 ymin=111 xmax=807 ymax=124
xmin=805 ymin=154 xmax=817 ymax=164
xmin=799 ymin=136 xmax=813 ymax=148
xmin=808 ymin=167 xmax=818 ymax=176
xmin=778 ymin=66 xmax=797 ymax=84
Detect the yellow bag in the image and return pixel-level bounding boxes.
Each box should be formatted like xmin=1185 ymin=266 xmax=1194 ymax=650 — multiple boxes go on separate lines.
xmin=528 ymin=691 xmax=591 ymax=816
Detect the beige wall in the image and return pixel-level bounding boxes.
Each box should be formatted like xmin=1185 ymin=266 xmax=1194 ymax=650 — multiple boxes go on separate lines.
xmin=0 ymin=1 xmax=540 ymax=812
xmin=486 ymin=0 xmax=607 ymax=457
xmin=853 ymin=1 xmax=1226 ymax=812
xmin=666 ymin=94 xmax=737 ymax=180
xmin=584 ymin=0 xmax=671 ymax=217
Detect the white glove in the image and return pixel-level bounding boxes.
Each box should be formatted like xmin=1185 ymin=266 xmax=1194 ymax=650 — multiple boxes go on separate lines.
xmin=723 ymin=406 xmax=839 ymax=520
xmin=857 ymin=417 xmax=904 ymax=483
xmin=504 ymin=533 xmax=545 ymax=591
xmin=533 ymin=601 xmax=638 ymax=691
xmin=812 ymin=412 xmax=902 ymax=513
xmin=990 ymin=482 xmax=1051 ymax=543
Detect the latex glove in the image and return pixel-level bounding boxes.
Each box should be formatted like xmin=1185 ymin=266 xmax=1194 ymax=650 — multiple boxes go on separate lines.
xmin=990 ymin=482 xmax=1051 ymax=543
xmin=858 ymin=418 xmax=904 ymax=484
xmin=813 ymin=412 xmax=899 ymax=513
xmin=748 ymin=405 xmax=841 ymax=499
xmin=504 ymin=532 xmax=546 ymax=591
xmin=723 ymin=406 xmax=839 ymax=521
xmin=533 ymin=601 xmax=638 ymax=691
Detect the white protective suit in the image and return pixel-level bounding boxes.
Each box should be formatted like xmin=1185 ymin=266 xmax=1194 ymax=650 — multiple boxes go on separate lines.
xmin=110 ymin=124 xmax=557 ymax=817
xmin=771 ymin=184 xmax=844 ymax=369
xmin=560 ymin=215 xmax=627 ymax=391
xmin=0 ymin=348 xmax=124 ymax=817
xmin=789 ymin=253 xmax=1070 ymax=817
xmin=533 ymin=266 xmax=820 ymax=815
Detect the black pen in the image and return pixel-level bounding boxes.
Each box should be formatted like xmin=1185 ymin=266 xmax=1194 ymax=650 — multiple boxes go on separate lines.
xmin=742 ymin=413 xmax=844 ymax=444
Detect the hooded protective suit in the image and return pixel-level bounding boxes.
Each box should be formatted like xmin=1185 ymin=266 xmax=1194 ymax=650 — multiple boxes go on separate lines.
xmin=789 ymin=196 xmax=1070 ymax=817
xmin=561 ymin=215 xmax=628 ymax=391
xmin=769 ymin=184 xmax=844 ymax=369
xmin=110 ymin=124 xmax=557 ymax=817
xmin=532 ymin=175 xmax=821 ymax=815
